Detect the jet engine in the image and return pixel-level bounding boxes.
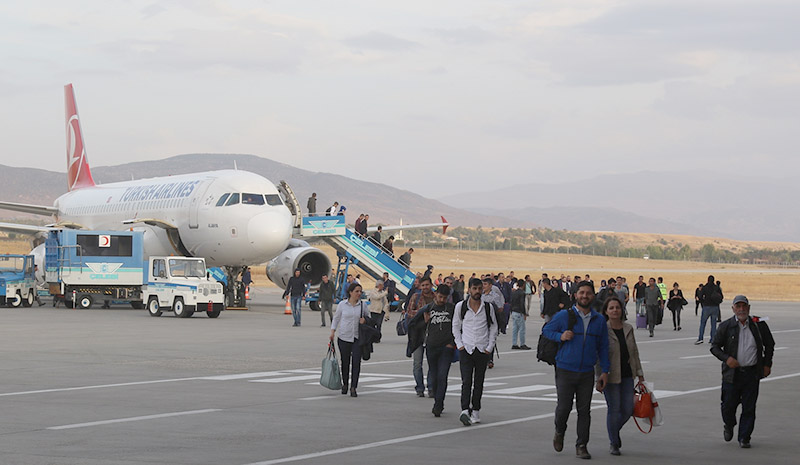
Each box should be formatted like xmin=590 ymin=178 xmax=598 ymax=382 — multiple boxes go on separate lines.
xmin=266 ymin=239 xmax=331 ymax=289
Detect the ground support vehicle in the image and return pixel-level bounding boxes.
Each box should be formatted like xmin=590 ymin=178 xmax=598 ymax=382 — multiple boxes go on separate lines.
xmin=0 ymin=254 xmax=36 ymax=307
xmin=45 ymin=229 xmax=224 ymax=317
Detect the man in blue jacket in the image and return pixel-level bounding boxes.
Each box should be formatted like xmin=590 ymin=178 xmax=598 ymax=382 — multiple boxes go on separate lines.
xmin=544 ymin=281 xmax=610 ymax=460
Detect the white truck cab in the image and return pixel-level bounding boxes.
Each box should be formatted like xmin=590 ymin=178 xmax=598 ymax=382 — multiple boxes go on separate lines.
xmin=144 ymin=257 xmax=225 ymax=318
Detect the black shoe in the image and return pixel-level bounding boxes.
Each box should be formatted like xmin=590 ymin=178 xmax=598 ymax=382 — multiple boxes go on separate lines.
xmin=553 ymin=432 xmax=564 ymax=452
xmin=649 ymin=332 xmax=654 ymax=337
xmin=350 ymin=388 xmax=357 ymax=397
xmin=488 ymin=361 xmax=494 ymax=369
xmin=428 ymin=391 xmax=434 ymax=398
xmin=739 ymin=440 xmax=751 ymax=449
xmin=417 ymin=391 xmax=425 ymax=398
xmin=432 ymin=406 xmax=442 ymax=417
xmin=610 ymin=444 xmax=620 ymax=456
xmin=511 ymin=345 xmax=520 ymax=350
xmin=321 ymin=324 xmax=326 ymax=327
xmin=724 ymin=425 xmax=733 ymax=442
xmin=694 ymin=340 xmax=704 ymax=345
xmin=576 ymin=444 xmax=591 ymax=459
xmin=341 ymin=384 xmax=348 ymax=395
xmin=520 ymin=345 xmax=532 ymax=350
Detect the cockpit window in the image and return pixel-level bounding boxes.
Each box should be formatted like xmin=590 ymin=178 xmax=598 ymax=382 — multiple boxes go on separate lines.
xmin=242 ymin=193 xmax=265 ymax=205
xmin=265 ymin=194 xmax=283 ymax=206
xmin=216 ymin=193 xmax=230 ymax=207
xmin=225 ymin=193 xmax=240 ymax=206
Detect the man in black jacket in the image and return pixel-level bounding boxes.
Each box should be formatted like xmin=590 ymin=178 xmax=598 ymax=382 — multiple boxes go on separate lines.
xmin=697 ymin=275 xmax=723 ymax=345
xmin=318 ymin=274 xmax=336 ymax=327
xmin=710 ymin=295 xmax=774 ymax=448
xmin=423 ymin=284 xmax=456 ymax=417
xmin=541 ymin=278 xmax=569 ymax=323
xmin=282 ymin=269 xmax=306 ymax=327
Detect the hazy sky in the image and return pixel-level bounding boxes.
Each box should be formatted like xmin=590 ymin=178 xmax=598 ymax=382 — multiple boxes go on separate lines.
xmin=1 ymin=1 xmax=798 ymax=197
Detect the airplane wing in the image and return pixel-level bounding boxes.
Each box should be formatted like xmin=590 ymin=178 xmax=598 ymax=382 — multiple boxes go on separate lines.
xmin=368 ymin=216 xmax=449 ymax=234
xmin=0 ymin=201 xmax=59 ymax=217
xmin=0 ymin=222 xmax=56 ymax=235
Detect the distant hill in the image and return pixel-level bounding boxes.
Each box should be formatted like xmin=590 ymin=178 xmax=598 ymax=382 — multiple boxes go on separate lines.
xmin=0 ymin=154 xmax=531 ymax=228
xmin=439 ymin=171 xmax=798 ymax=242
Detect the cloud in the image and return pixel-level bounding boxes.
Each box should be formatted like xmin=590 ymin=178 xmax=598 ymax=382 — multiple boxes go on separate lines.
xmin=426 ymin=26 xmax=496 ymax=45
xmin=342 ymin=31 xmax=419 ymax=52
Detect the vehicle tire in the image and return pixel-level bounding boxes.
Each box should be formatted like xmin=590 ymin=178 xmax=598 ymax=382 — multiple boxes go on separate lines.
xmin=147 ymin=296 xmax=162 ymax=317
xmin=10 ymin=291 xmax=22 ymax=307
xmin=131 ymin=301 xmax=144 ymax=309
xmin=309 ymin=300 xmax=320 ymax=312
xmin=206 ymin=304 xmax=222 ymax=318
xmin=184 ymin=308 xmax=195 ymax=318
xmin=78 ymin=294 xmax=94 ymax=309
xmin=173 ymin=297 xmax=187 ymax=318
xmin=23 ymin=290 xmax=34 ymax=307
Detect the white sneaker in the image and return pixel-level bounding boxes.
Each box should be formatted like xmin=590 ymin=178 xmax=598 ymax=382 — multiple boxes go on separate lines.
xmin=459 ymin=410 xmax=472 ymax=426
xmin=470 ymin=410 xmax=481 ymax=424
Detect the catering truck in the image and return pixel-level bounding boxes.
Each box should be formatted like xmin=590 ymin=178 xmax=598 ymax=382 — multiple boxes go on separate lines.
xmin=0 ymin=254 xmax=36 ymax=307
xmin=45 ymin=229 xmax=224 ymax=318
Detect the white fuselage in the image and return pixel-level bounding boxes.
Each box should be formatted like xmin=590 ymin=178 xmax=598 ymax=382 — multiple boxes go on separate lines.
xmin=52 ymin=170 xmax=292 ymax=267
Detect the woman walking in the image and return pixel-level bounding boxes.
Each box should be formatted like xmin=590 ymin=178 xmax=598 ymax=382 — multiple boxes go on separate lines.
xmin=330 ymin=283 xmax=368 ymax=397
xmin=599 ymin=297 xmax=644 ymax=456
xmin=668 ymin=282 xmax=686 ymax=331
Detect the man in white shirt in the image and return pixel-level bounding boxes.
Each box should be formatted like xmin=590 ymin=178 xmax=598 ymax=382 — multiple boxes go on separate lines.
xmin=453 ymin=278 xmax=499 ymax=426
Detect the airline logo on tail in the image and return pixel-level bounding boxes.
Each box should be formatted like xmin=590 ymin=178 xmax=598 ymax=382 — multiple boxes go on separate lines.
xmin=65 ymin=84 xmax=96 ymax=191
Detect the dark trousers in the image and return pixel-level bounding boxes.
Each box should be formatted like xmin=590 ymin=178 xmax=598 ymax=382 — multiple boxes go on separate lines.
xmin=459 ymin=349 xmax=490 ymax=412
xmin=645 ymin=304 xmax=659 ymax=333
xmin=670 ymin=306 xmax=682 ymax=328
xmin=722 ymin=367 xmax=761 ymax=442
xmin=555 ymin=368 xmax=595 ymax=447
xmin=426 ymin=345 xmax=454 ymax=410
xmin=338 ymin=338 xmax=362 ymax=388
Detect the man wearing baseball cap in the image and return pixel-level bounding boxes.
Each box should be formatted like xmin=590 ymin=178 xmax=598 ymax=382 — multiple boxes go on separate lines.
xmin=710 ymin=295 xmax=775 ymax=449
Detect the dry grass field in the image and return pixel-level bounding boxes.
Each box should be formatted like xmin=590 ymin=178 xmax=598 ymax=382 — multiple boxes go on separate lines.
xmin=3 ymin=238 xmax=798 ymax=302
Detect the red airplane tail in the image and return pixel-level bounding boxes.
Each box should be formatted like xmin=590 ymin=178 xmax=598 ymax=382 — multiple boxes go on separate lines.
xmin=65 ymin=83 xmax=96 ymax=191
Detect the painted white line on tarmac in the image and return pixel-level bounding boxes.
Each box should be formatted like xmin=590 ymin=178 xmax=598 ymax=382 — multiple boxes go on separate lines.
xmin=243 ymin=412 xmax=558 ymax=465
xmin=247 ymin=371 xmax=800 ymax=465
xmin=202 ymin=372 xmax=288 ymax=381
xmin=47 ymin=409 xmax=220 ymax=430
xmin=0 ymin=377 xmax=202 ymax=397
xmin=486 ymin=373 xmax=547 ymax=381
xmin=680 ymin=354 xmax=714 ymax=359
xmin=486 ymin=385 xmax=553 ymax=395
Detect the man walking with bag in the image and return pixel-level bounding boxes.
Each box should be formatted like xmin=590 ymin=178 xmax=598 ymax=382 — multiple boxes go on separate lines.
xmin=543 ymin=281 xmax=610 ymax=459
xmin=453 ymin=278 xmax=498 ymax=426
xmin=710 ymin=295 xmax=775 ymax=448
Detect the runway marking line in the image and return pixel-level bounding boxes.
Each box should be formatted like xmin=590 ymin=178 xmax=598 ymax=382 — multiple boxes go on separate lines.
xmin=47 ymin=409 xmax=220 ymax=430
xmin=243 ymin=371 xmax=800 ymax=465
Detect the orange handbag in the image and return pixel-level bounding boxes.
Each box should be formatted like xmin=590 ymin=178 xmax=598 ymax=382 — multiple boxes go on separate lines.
xmin=633 ymin=381 xmax=655 ymax=433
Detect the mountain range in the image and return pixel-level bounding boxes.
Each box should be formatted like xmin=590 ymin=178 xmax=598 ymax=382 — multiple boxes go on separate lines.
xmin=439 ymin=171 xmax=796 ymax=242
xmin=0 ymin=154 xmax=528 ymax=229
xmin=0 ymin=156 xmax=793 ymax=242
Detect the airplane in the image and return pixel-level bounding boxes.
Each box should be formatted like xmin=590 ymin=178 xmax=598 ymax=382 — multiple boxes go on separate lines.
xmin=0 ymin=84 xmax=447 ymax=306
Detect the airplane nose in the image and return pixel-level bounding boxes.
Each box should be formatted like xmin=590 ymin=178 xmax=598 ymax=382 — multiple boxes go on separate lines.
xmin=248 ymin=210 xmax=292 ymax=259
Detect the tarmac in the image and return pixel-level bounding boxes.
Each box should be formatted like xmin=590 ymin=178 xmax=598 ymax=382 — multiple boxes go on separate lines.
xmin=1 ymin=288 xmax=798 ymax=464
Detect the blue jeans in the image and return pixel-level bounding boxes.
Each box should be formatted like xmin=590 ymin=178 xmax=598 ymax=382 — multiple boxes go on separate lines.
xmin=511 ymin=312 xmax=526 ymax=346
xmin=604 ymin=377 xmax=634 ymax=448
xmin=635 ymin=298 xmax=645 ymax=315
xmin=699 ymin=305 xmax=719 ymax=341
xmin=426 ymin=345 xmax=454 ymax=410
xmin=291 ymin=296 xmax=303 ymax=325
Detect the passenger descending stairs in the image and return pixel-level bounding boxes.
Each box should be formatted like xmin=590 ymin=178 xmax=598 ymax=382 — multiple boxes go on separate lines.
xmin=323 ymin=228 xmax=417 ymax=298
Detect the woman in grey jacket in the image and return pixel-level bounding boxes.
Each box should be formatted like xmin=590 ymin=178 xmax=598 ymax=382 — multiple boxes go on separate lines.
xmin=599 ymin=296 xmax=644 ymax=456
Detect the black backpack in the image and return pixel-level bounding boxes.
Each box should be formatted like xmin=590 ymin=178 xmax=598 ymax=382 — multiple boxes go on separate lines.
xmin=536 ymin=308 xmax=578 ymax=365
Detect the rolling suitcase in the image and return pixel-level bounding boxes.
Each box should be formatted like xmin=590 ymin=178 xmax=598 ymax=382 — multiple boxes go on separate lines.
xmin=636 ymin=313 xmax=647 ymax=329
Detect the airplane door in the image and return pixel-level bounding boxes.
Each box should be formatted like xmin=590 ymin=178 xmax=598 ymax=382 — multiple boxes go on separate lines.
xmin=189 ymin=180 xmax=213 ymax=229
